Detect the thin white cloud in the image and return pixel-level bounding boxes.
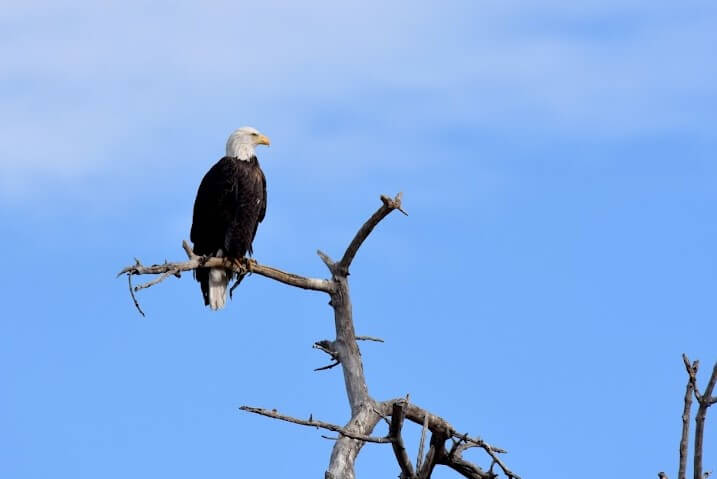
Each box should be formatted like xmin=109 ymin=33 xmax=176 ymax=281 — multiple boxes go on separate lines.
xmin=1 ymin=0 xmax=714 ymax=196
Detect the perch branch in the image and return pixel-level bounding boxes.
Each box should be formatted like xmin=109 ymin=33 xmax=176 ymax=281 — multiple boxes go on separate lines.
xmin=118 ymin=240 xmax=336 ymax=313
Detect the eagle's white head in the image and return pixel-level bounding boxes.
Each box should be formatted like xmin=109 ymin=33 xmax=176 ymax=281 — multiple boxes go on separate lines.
xmin=226 ymin=126 xmax=271 ymax=161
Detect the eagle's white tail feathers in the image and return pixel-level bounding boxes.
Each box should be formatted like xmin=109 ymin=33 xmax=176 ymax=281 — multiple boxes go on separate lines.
xmin=208 ymin=267 xmax=228 ymax=310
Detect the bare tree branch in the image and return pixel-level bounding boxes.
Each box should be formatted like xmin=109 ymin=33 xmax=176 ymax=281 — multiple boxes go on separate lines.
xmin=680 ymin=354 xmax=699 ymax=479
xmin=239 ymin=406 xmax=393 ymax=444
xmin=127 ymin=272 xmax=145 ymax=317
xmin=439 ymin=453 xmax=492 ymax=479
xmin=325 ymin=405 xmax=383 ymax=479
xmin=325 ymin=195 xmax=410 ymax=478
xmin=355 ymin=335 xmax=384 ymax=343
xmin=337 ymin=192 xmax=406 ymax=275
xmin=418 ymin=433 xmax=446 ymax=479
xmin=378 ymin=399 xmax=516 ymax=478
xmin=118 ymin=240 xmax=335 ymax=310
xmin=382 ymin=400 xmax=508 ymax=455
xmin=313 ymin=340 xmax=342 ymax=371
xmin=694 ymin=361 xmax=717 ymax=479
xmin=390 ymin=402 xmax=416 ymax=478
xmin=133 ymin=267 xmax=181 ymax=292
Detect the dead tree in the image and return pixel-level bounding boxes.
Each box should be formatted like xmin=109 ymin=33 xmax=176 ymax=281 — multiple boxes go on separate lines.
xmin=118 ymin=193 xmax=519 ymax=479
xmin=660 ymin=354 xmax=716 ymax=479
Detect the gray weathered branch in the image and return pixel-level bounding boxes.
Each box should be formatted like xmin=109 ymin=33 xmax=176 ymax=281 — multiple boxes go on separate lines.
xmin=390 ymin=402 xmax=416 ymax=478
xmin=694 ymin=361 xmax=717 ymax=479
xmin=681 ymin=355 xmax=699 ymax=479
xmin=670 ymin=355 xmax=716 ymax=479
xmin=239 ymin=406 xmax=393 ymax=444
xmin=118 ymin=240 xmax=335 ymax=305
xmin=324 ymin=194 xmax=407 ymax=479
xmin=337 ymin=192 xmax=406 ymax=275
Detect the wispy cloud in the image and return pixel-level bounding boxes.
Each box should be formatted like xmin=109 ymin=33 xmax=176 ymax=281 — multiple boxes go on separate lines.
xmin=1 ymin=0 xmax=714 ymax=196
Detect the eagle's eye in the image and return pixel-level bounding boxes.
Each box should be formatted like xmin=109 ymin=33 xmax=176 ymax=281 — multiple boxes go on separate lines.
xmin=251 ymin=132 xmax=258 ymax=136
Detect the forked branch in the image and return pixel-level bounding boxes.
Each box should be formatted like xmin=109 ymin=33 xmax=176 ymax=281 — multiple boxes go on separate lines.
xmin=118 ymin=193 xmax=519 ymax=479
xmin=694 ymin=360 xmax=717 ymax=479
xmin=671 ymin=355 xmax=716 ymax=479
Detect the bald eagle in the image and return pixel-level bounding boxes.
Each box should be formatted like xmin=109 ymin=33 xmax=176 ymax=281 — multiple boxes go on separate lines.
xmin=190 ymin=127 xmax=270 ymax=310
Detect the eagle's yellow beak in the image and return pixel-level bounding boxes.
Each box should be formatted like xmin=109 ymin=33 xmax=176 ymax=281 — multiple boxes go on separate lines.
xmin=256 ymin=134 xmax=271 ymax=146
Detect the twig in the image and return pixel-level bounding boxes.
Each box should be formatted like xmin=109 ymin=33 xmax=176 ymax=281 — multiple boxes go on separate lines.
xmin=127 ymin=273 xmax=145 ymax=317
xmin=317 ymin=249 xmax=336 ymax=272
xmin=313 ymin=340 xmax=337 ymax=358
xmin=416 ymin=412 xmax=429 ymax=471
xmin=356 ymin=336 xmax=385 ymax=343
xmin=228 ymin=271 xmax=248 ymax=299
xmin=134 ymin=267 xmax=180 ymax=292
xmin=315 ymin=361 xmax=341 ymax=372
xmin=313 ymin=340 xmax=340 ymax=371
xmin=240 ymin=406 xmax=393 ymax=444
xmin=474 ymin=442 xmax=519 ymax=479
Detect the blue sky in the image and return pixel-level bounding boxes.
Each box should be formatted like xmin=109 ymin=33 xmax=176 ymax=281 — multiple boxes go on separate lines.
xmin=2 ymin=1 xmax=716 ymax=477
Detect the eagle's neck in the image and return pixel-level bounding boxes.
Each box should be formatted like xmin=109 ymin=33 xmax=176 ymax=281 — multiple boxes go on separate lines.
xmin=226 ymin=142 xmax=255 ymax=162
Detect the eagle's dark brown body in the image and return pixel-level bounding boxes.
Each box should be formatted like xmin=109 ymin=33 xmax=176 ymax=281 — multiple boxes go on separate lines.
xmin=190 ymin=155 xmax=266 ymax=306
